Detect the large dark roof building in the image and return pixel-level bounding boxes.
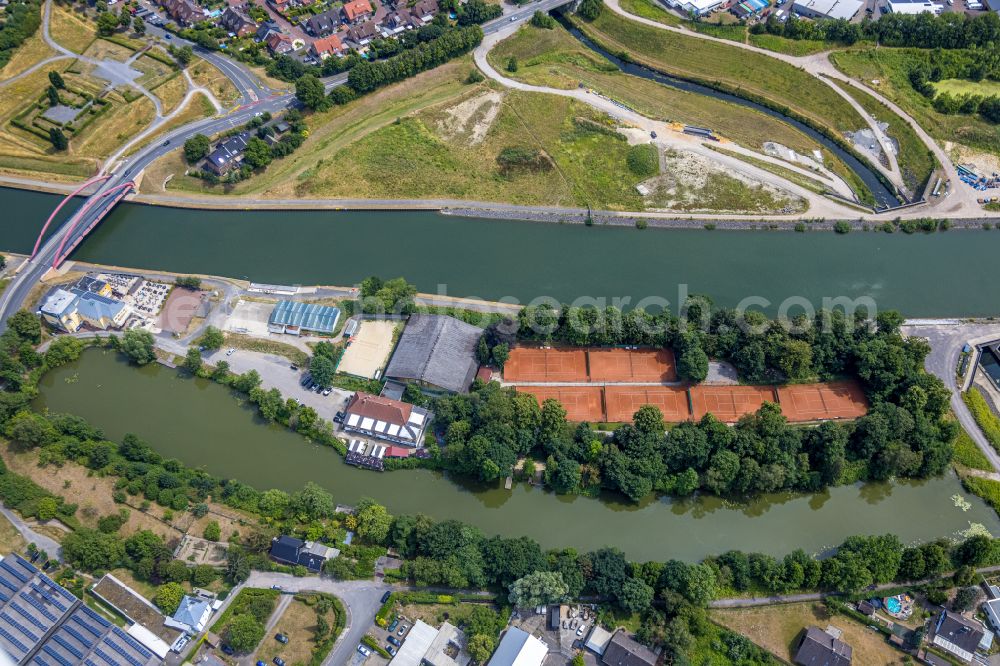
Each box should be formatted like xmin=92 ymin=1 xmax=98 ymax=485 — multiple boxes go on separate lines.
xmin=268 ymin=536 xmax=340 ymax=573
xmin=931 ymin=610 xmax=984 ymax=664
xmin=0 ymin=553 xmax=162 ymax=666
xmin=204 ymin=132 xmax=250 ymax=176
xmin=601 ymin=630 xmax=658 ymax=666
xmin=305 ymin=8 xmax=339 ymax=35
xmin=793 ymin=626 xmax=852 ymax=666
xmin=384 ymin=314 xmax=482 ymax=394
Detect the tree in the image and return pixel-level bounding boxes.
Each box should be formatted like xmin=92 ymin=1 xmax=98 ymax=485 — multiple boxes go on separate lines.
xmin=203 ymin=520 xmax=221 ymax=541
xmin=295 ymin=74 xmax=328 ymax=110
xmin=243 ymin=137 xmax=272 ymax=169
xmin=37 ymin=497 xmax=58 ymax=521
xmin=62 ymin=529 xmax=125 ymax=571
xmin=192 ymin=564 xmax=217 ymax=587
xmin=198 ymin=326 xmax=225 ymax=350
xmin=618 ymin=577 xmax=654 ymax=613
xmin=5 ymin=411 xmax=58 ymax=448
xmin=120 ymin=329 xmax=156 ymax=365
xmin=48 ymin=71 xmax=65 ymax=89
xmin=677 ymin=338 xmax=708 ymax=382
xmin=530 ymin=10 xmax=556 ymax=28
xmin=132 ymin=15 xmax=145 ymax=35
xmin=505 ymin=56 xmax=518 ymax=72
xmin=170 ymin=45 xmax=194 ymax=67
xmin=309 ymin=354 xmax=336 ymax=388
xmin=356 ymin=498 xmax=393 ymax=544
xmin=466 ymin=634 xmax=495 ymax=663
xmin=508 ymin=571 xmax=568 ymax=608
xmin=49 ymin=127 xmax=68 ymax=151
xmin=97 ymin=10 xmax=120 ymax=35
xmin=953 ymin=586 xmax=980 ymax=612
xmin=183 ymin=134 xmax=211 ymax=163
xmin=154 ymin=582 xmax=185 ymax=614
xmin=578 ymin=0 xmax=603 ymax=19
xmin=9 ymin=310 xmax=41 ymax=343
xmin=183 ymin=347 xmax=202 ymax=374
xmin=47 ymin=85 xmax=60 ymax=106
xmin=227 ymin=613 xmax=265 ymax=652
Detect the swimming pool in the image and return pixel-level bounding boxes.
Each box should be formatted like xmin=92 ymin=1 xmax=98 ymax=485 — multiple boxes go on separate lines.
xmin=886 ymin=597 xmax=902 ymax=614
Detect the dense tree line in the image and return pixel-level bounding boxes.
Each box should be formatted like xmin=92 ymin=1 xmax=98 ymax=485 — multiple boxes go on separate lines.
xmin=752 ymin=9 xmax=1000 ymax=50
xmin=0 ymin=0 xmax=42 ymax=69
xmin=435 ymin=305 xmax=953 ymax=501
xmin=906 ymin=50 xmax=1000 ymax=124
xmin=347 ymin=25 xmax=482 ymax=94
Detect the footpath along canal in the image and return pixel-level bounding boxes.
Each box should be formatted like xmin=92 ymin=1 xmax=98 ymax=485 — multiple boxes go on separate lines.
xmin=3 ymin=187 xmax=1000 ymax=317
xmin=32 ymin=349 xmax=1000 ymax=562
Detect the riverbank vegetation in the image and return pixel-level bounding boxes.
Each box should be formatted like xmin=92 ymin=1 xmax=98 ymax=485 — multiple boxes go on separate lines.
xmin=962 ymin=388 xmax=1000 ymax=455
xmin=832 ymin=48 xmax=1000 ymax=159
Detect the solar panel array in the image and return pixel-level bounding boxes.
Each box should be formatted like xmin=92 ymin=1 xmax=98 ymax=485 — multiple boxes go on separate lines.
xmin=0 ymin=554 xmax=161 ymax=666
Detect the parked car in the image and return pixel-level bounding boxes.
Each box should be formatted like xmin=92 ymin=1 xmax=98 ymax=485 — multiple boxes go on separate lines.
xmin=322 ymin=388 xmax=331 ymax=396
xmin=226 ymin=347 xmax=236 ymax=356
xmin=271 ymin=585 xmax=284 ymax=591
xmin=301 ymin=374 xmax=312 ymax=386
xmin=276 ymin=633 xmax=289 ymax=644
xmin=387 ymin=636 xmax=401 ymax=648
xmin=357 ymin=645 xmax=372 ymax=657
xmin=290 ymin=364 xmax=298 ymax=371
xmin=387 ymin=618 xmax=399 ymax=633
xmin=220 ymin=645 xmax=234 ymax=656
xmin=173 ymin=636 xmax=189 ymax=653
xmin=576 ymin=625 xmax=586 ymax=637
xmin=273 ymin=658 xmax=285 ymax=666
xmin=381 ymin=591 xmax=392 ymax=604
xmin=386 ymin=645 xmax=397 ymax=657
xmin=397 ymin=624 xmax=408 ymax=636
xmin=256 ymin=662 xmax=266 ymax=666
xmin=334 ymin=411 xmax=345 ymax=423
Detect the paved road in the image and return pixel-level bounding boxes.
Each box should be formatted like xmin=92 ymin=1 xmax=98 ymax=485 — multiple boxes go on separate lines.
xmin=902 ymin=321 xmax=1000 ymax=472
xmin=0 ymin=503 xmax=64 ymax=561
xmin=244 ymin=572 xmax=390 ymax=666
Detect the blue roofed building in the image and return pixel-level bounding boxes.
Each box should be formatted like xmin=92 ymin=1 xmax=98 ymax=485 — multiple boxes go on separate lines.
xmin=164 ymin=596 xmax=212 ymax=634
xmin=39 ymin=288 xmax=129 ymax=333
xmin=0 ymin=553 xmax=162 ymax=666
xmin=267 ymin=301 xmax=341 ymax=336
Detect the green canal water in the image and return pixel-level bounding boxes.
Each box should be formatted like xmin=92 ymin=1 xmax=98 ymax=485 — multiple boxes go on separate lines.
xmin=3 ymin=187 xmax=1000 ymax=316
xmin=32 ymin=349 xmax=1000 ymax=561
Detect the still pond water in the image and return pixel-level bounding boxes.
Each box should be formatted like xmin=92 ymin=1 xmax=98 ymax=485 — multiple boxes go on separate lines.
xmin=33 ymin=349 xmax=1000 ymax=561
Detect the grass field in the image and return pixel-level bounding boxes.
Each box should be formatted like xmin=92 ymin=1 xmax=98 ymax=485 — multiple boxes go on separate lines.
xmin=188 ymin=60 xmax=241 ymax=107
xmin=934 ymin=78 xmax=1000 ymax=98
xmin=255 ymin=598 xmax=337 ymax=666
xmin=74 ymin=94 xmax=157 ymax=160
xmin=573 ymin=10 xmax=866 ymax=135
xmin=0 ymin=512 xmax=26 ymax=556
xmin=151 ymin=72 xmax=188 ymax=114
xmin=0 ymin=29 xmax=57 ymax=79
xmin=487 ymin=24 xmax=826 ymax=156
xmin=50 ymin=4 xmax=97 ymax=54
xmin=747 ymin=32 xmax=831 ymax=56
xmin=953 ymin=428 xmax=993 ymax=471
xmin=713 ymin=603 xmax=907 ymax=665
xmin=130 ymin=93 xmax=216 ymax=158
xmin=963 ymin=388 xmax=1000 ymax=454
xmin=617 ymin=0 xmax=680 ymax=24
xmin=828 ymin=78 xmax=936 ymax=196
xmin=832 ymin=48 xmax=1000 ymax=158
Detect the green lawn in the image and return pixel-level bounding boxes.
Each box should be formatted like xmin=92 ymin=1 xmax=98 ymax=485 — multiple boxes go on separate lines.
xmin=573 ymin=10 xmax=867 ymax=134
xmin=617 ymin=0 xmax=681 ymax=25
xmin=828 ymin=78 xmax=936 ymax=196
xmin=933 ymin=78 xmax=1000 ymax=98
xmin=747 ymin=32 xmax=832 ymax=56
xmin=831 ymin=48 xmax=1000 ymax=158
xmin=953 ymin=429 xmax=993 ymax=471
xmin=487 ymin=24 xmax=829 ymax=158
xmin=963 ymin=389 xmax=1000 ymax=454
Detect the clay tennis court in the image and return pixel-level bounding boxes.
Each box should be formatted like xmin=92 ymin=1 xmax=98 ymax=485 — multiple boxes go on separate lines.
xmin=690 ymin=385 xmax=777 ymax=422
xmin=504 ymin=348 xmax=589 ymax=382
xmin=589 ymin=349 xmax=677 ymax=382
xmin=519 ymin=386 xmax=606 ymax=422
xmin=776 ymin=381 xmax=868 ymax=422
xmin=605 ymin=386 xmax=689 ymax=422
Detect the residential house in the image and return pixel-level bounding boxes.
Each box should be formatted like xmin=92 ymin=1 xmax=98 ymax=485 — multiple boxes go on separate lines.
xmin=219 ymin=6 xmax=257 ymax=36
xmin=341 ymin=0 xmax=373 ymax=22
xmin=486 ymin=628 xmax=547 ymax=666
xmin=255 ymin=19 xmax=281 ymax=40
xmin=381 ymin=7 xmax=415 ymax=34
xmin=346 ymin=19 xmax=378 ymax=45
xmin=411 ymin=0 xmax=438 ymax=21
xmin=931 ymin=610 xmax=984 ymax=664
xmin=310 ymin=33 xmax=345 ymax=59
xmin=161 ymin=0 xmax=205 ymax=25
xmin=793 ymin=627 xmax=852 ymax=666
xmin=601 ymin=630 xmax=658 ymax=666
xmin=305 ymin=7 xmax=340 ymax=35
xmin=204 ymin=131 xmax=250 ymax=175
xmin=342 ymin=391 xmax=433 ymax=447
xmin=164 ymin=595 xmax=213 ymax=634
xmin=266 ymin=31 xmax=294 ymax=54
xmin=269 ymin=535 xmax=340 ymax=572
xmin=267 ymin=0 xmax=290 ymax=13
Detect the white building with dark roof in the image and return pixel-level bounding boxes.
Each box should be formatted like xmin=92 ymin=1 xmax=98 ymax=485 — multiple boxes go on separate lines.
xmin=342 ymin=392 xmax=432 ymax=447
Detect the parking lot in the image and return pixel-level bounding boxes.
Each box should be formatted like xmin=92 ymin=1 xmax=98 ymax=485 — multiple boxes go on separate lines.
xmin=225 ymin=300 xmax=274 ymax=337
